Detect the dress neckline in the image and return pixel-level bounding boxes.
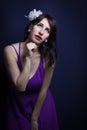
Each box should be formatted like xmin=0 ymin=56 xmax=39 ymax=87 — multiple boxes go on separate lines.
xmin=19 ymin=42 xmax=42 ymax=80
xmin=28 ymin=56 xmax=41 ymax=80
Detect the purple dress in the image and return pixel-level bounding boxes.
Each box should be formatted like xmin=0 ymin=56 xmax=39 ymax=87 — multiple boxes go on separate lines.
xmin=6 ymin=43 xmax=59 ymax=130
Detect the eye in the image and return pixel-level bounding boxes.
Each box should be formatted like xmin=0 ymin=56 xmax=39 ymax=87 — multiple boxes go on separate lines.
xmin=45 ymin=28 xmax=50 ymax=34
xmin=37 ymin=23 xmax=43 ymax=28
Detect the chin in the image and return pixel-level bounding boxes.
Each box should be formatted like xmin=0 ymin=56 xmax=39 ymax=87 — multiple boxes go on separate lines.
xmin=34 ymin=40 xmax=42 ymax=44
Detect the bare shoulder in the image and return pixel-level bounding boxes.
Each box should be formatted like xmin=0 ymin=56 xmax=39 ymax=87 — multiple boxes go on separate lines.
xmin=12 ymin=42 xmax=19 ymax=48
xmin=4 ymin=45 xmax=13 ymax=55
xmin=3 ymin=43 xmax=18 ymax=60
xmin=4 ymin=42 xmax=19 ymax=52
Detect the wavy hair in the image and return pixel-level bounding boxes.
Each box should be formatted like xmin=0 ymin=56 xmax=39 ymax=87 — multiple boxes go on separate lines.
xmin=24 ymin=14 xmax=57 ymax=67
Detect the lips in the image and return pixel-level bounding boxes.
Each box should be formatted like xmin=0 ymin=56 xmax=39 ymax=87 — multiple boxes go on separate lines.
xmin=35 ymin=35 xmax=42 ymax=41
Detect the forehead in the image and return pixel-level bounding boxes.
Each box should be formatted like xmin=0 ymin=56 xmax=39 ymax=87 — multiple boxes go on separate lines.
xmin=38 ymin=18 xmax=50 ymax=29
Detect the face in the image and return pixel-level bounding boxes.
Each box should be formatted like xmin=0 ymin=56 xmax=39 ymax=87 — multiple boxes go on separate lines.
xmin=29 ymin=18 xmax=51 ymax=45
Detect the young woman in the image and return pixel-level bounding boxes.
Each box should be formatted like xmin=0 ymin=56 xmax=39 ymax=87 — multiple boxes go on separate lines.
xmin=3 ymin=9 xmax=59 ymax=130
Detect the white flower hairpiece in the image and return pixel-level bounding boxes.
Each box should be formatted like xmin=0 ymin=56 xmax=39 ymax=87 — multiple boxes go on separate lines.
xmin=25 ymin=9 xmax=43 ymax=21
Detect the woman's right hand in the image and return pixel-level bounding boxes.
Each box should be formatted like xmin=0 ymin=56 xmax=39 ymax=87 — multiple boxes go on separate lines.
xmin=26 ymin=42 xmax=37 ymax=57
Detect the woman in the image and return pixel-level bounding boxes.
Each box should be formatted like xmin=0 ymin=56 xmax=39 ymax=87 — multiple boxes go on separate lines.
xmin=3 ymin=9 xmax=59 ymax=130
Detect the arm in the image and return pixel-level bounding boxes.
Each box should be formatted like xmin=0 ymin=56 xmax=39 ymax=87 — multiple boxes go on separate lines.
xmin=3 ymin=45 xmax=31 ymax=92
xmin=31 ymin=62 xmax=55 ymax=121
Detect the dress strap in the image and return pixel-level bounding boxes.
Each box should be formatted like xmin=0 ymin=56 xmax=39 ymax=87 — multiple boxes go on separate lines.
xmin=19 ymin=42 xmax=21 ymax=57
xmin=11 ymin=43 xmax=21 ymax=57
xmin=11 ymin=45 xmax=19 ymax=56
xmin=11 ymin=43 xmax=22 ymax=71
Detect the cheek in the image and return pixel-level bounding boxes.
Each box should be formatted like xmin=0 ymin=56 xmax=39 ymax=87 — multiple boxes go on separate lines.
xmin=30 ymin=28 xmax=37 ymax=37
xmin=32 ymin=28 xmax=36 ymax=33
xmin=44 ymin=33 xmax=49 ymax=39
xmin=33 ymin=26 xmax=39 ymax=32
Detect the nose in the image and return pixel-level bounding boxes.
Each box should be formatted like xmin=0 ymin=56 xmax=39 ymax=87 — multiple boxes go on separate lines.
xmin=39 ymin=29 xmax=44 ymax=35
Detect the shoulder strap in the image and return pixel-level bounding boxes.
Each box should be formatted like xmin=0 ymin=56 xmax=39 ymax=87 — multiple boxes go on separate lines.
xmin=11 ymin=45 xmax=19 ymax=56
xmin=19 ymin=42 xmax=21 ymax=57
xmin=11 ymin=43 xmax=21 ymax=56
xmin=11 ymin=43 xmax=23 ymax=71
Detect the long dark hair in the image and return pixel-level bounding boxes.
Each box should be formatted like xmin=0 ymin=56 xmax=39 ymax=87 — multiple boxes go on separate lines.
xmin=24 ymin=14 xmax=57 ymax=67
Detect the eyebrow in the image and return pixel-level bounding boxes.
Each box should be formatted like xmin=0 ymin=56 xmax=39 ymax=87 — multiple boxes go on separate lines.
xmin=39 ymin=23 xmax=51 ymax=33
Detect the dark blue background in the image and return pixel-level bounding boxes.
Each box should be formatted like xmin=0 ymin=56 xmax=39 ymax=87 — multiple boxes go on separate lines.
xmin=0 ymin=0 xmax=87 ymax=130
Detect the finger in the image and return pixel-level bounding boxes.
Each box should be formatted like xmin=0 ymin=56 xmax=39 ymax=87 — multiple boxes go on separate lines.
xmin=26 ymin=43 xmax=37 ymax=50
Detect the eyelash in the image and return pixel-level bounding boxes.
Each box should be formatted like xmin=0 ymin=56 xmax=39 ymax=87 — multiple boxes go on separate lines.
xmin=45 ymin=28 xmax=50 ymax=33
xmin=37 ymin=24 xmax=50 ymax=33
xmin=37 ymin=24 xmax=42 ymax=27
